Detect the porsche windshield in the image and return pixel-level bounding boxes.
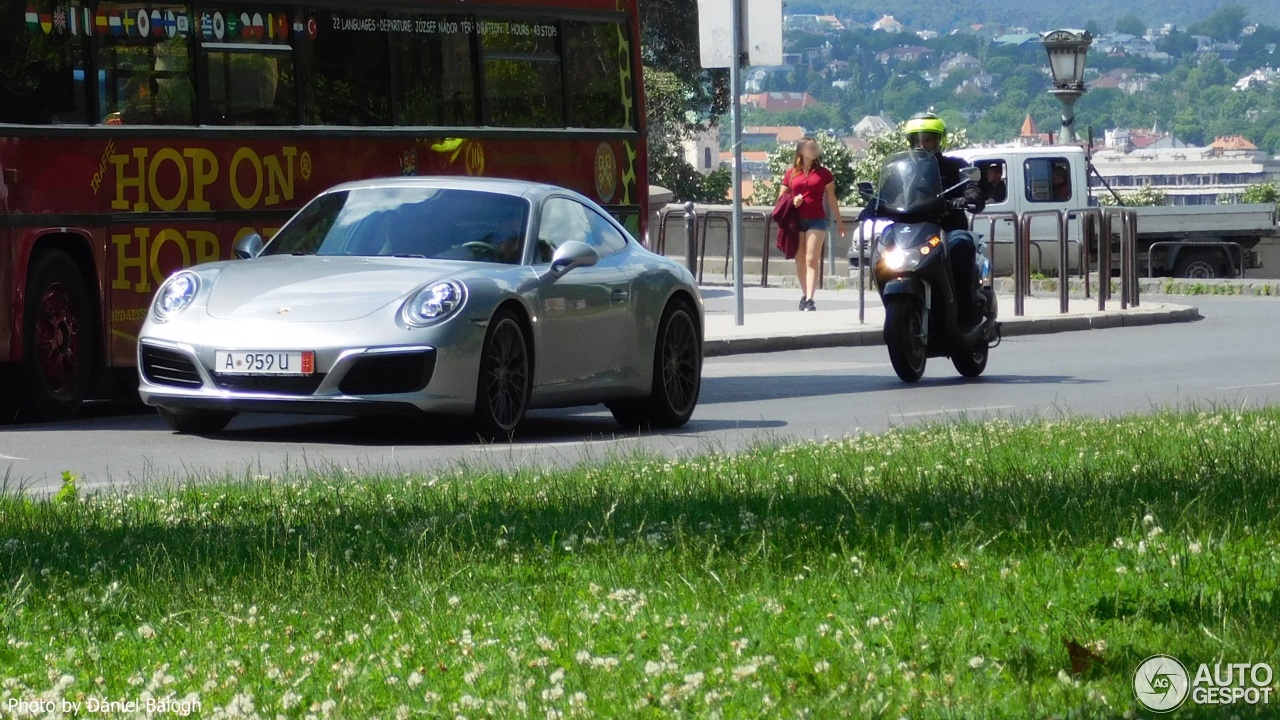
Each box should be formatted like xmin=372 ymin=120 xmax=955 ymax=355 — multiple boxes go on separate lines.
xmin=264 ymin=187 xmax=530 ymax=264
xmin=874 ymin=150 xmax=945 ymax=215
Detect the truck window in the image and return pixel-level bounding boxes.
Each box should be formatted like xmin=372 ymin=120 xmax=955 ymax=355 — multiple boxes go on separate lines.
xmin=978 ymin=160 xmax=1008 ymax=205
xmin=1024 ymin=157 xmax=1072 ymax=203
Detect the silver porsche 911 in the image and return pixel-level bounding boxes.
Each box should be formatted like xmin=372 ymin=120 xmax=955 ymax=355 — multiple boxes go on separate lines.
xmin=137 ymin=177 xmax=704 ymax=438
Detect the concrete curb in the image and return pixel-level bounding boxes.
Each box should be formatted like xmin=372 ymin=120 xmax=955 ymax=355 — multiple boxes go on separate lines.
xmin=703 ymin=304 xmax=1201 ymax=357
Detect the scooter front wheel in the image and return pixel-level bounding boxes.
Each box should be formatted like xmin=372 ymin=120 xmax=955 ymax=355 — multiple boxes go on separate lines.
xmin=884 ymin=297 xmax=926 ymax=383
xmin=952 ymin=342 xmax=989 ymax=378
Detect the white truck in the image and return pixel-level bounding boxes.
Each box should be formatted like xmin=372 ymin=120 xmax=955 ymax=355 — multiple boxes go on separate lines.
xmin=944 ymin=146 xmax=1278 ymax=279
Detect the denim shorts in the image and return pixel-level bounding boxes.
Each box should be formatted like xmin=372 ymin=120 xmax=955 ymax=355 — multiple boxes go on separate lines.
xmin=799 ymin=217 xmax=829 ymax=233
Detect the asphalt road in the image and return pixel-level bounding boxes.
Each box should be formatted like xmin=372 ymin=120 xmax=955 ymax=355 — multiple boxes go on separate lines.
xmin=3 ymin=296 xmax=1276 ymax=495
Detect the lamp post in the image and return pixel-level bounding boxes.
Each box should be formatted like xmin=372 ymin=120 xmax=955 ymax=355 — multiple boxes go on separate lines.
xmin=1040 ymin=29 xmax=1092 ymax=144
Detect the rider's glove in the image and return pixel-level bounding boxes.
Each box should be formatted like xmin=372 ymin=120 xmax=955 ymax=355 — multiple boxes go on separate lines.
xmin=949 ymin=197 xmax=970 ymax=210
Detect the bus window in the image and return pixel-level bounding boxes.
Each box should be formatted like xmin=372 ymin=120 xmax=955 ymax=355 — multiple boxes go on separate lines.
xmin=95 ymin=3 xmax=194 ymax=125
xmin=300 ymin=9 xmax=391 ymax=125
xmin=562 ymin=21 xmax=632 ymax=129
xmin=200 ymin=7 xmax=296 ymax=125
xmin=481 ymin=19 xmax=563 ymax=128
xmin=390 ymin=13 xmax=477 ymax=126
xmin=0 ymin=0 xmax=87 ymax=123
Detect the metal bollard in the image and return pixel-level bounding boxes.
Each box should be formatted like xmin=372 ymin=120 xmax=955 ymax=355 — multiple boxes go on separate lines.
xmin=683 ymin=201 xmax=697 ymax=277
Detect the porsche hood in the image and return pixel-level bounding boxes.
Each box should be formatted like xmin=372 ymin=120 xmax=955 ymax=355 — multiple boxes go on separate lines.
xmin=203 ymin=256 xmax=467 ymax=322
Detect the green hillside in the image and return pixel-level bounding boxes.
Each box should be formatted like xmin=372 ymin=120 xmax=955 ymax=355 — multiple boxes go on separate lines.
xmin=786 ymin=0 xmax=1258 ymax=32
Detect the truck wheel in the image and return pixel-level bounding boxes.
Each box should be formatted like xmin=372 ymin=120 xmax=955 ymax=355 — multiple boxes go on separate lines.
xmin=22 ymin=251 xmax=97 ymax=421
xmin=1173 ymin=251 xmax=1223 ymax=279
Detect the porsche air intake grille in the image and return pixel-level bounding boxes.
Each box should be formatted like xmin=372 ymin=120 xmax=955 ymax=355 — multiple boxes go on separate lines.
xmin=213 ymin=375 xmax=326 ymax=395
xmin=339 ymin=351 xmax=435 ymax=395
xmin=140 ymin=346 xmax=203 ymax=388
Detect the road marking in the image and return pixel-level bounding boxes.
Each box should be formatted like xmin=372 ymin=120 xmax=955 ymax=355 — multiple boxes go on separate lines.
xmin=1215 ymin=381 xmax=1280 ymax=391
xmin=893 ymin=405 xmax=1016 ymax=419
xmin=702 ymin=360 xmax=890 ymax=377
xmin=0 ymin=454 xmax=27 ymax=461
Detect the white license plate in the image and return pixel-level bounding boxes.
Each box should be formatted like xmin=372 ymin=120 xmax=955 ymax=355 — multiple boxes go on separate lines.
xmin=215 ymin=350 xmax=314 ymax=376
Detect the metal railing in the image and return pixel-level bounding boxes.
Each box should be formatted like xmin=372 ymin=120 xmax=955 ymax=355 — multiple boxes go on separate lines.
xmin=1071 ymin=208 xmax=1104 ymax=303
xmin=1016 ymin=210 xmax=1065 ymax=317
xmin=1103 ymin=208 xmax=1140 ymax=309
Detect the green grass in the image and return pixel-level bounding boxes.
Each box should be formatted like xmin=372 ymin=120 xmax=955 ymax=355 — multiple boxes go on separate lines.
xmin=3 ymin=410 xmax=1280 ymax=718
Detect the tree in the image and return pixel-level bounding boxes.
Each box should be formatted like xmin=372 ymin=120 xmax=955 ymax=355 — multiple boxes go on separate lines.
xmin=1115 ymin=14 xmax=1147 ymax=37
xmin=1157 ymin=31 xmax=1198 ymax=59
xmin=1085 ymin=20 xmax=1103 ymax=37
xmin=1241 ymin=182 xmax=1279 ymax=206
xmin=1189 ymin=5 xmax=1249 ymax=42
xmin=1098 ymin=183 xmax=1168 ymax=206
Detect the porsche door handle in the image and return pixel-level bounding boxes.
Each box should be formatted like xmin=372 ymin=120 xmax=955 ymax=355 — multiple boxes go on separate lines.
xmin=610 ymin=289 xmax=630 ymax=304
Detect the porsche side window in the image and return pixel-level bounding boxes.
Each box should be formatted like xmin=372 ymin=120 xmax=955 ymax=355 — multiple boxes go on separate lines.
xmin=586 ymin=210 xmax=629 ymax=256
xmin=536 ymin=198 xmax=592 ymax=263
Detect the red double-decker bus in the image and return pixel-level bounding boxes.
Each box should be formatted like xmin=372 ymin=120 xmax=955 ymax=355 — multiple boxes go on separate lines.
xmin=0 ymin=0 xmax=647 ymax=420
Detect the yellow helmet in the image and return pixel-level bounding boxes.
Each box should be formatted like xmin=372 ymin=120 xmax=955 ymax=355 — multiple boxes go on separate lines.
xmin=904 ymin=112 xmax=947 ymax=154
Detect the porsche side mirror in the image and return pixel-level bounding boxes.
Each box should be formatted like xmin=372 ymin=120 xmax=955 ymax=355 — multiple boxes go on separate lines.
xmin=234 ymin=232 xmax=264 ymax=260
xmin=548 ymin=240 xmax=599 ymax=277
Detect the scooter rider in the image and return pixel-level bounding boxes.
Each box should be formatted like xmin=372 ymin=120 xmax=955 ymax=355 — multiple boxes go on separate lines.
xmin=902 ymin=112 xmax=988 ymax=322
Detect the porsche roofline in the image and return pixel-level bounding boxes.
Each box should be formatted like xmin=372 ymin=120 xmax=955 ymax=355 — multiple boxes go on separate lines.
xmin=318 ymin=176 xmax=580 ymax=202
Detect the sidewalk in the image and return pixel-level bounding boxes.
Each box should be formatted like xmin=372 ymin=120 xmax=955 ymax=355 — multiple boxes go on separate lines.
xmin=700 ymin=286 xmax=1200 ymax=357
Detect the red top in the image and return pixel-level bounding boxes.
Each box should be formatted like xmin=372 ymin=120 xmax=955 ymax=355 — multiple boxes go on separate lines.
xmin=785 ymin=166 xmax=835 ymax=220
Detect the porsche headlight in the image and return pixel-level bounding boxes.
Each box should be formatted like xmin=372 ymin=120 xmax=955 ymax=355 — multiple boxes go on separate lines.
xmin=152 ymin=272 xmax=200 ymax=322
xmin=402 ymin=281 xmax=467 ymax=327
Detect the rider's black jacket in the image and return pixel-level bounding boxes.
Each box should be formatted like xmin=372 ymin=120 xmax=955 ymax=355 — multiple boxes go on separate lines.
xmin=938 ymin=154 xmax=988 ymax=234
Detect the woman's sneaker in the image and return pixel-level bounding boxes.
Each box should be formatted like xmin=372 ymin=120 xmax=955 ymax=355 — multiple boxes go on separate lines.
xmin=805 ymin=298 xmax=817 ymax=312
xmin=798 ymin=296 xmax=808 ymax=311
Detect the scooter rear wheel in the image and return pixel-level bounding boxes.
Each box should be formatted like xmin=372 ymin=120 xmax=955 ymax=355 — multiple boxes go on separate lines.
xmin=952 ymin=342 xmax=989 ymax=378
xmin=884 ymin=297 xmax=926 ymax=383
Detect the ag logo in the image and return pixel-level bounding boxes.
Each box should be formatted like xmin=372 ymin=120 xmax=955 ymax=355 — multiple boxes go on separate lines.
xmin=594 ymin=143 xmax=617 ymax=203
xmin=1135 ymin=655 xmax=1190 ymax=713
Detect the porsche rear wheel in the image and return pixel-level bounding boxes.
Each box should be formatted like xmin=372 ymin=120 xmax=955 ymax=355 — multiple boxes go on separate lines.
xmin=610 ymin=300 xmax=701 ymax=429
xmin=158 ymin=407 xmax=235 ymax=435
xmin=473 ymin=310 xmax=531 ymax=440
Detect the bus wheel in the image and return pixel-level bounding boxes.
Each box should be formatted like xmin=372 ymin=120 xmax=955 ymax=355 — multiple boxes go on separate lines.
xmin=22 ymin=251 xmax=96 ymax=421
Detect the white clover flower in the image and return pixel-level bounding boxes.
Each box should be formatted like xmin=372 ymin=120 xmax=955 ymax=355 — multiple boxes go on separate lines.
xmin=138 ymin=624 xmax=157 ymax=640
xmin=407 ymin=671 xmax=423 ymax=688
xmin=448 ymin=596 xmax=461 ymax=608
xmin=1115 ymin=565 xmax=1129 ymax=575
xmin=550 ymin=668 xmax=565 ymax=685
xmin=814 ymin=661 xmax=830 ymax=673
xmin=1189 ymin=540 xmax=1203 ymax=555
xmin=969 ymin=655 xmax=985 ymax=669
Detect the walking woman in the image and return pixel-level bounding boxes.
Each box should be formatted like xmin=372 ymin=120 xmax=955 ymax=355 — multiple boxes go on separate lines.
xmin=782 ymin=137 xmax=846 ymax=310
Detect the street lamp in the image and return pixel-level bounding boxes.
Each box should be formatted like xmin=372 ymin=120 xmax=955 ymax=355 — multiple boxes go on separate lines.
xmin=1040 ymin=29 xmax=1092 ymax=144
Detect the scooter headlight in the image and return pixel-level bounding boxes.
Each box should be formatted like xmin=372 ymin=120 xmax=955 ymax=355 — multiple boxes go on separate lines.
xmin=883 ymin=248 xmax=908 ymax=270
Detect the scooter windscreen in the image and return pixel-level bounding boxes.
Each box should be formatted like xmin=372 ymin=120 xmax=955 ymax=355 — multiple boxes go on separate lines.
xmin=874 ymin=149 xmax=948 ymax=216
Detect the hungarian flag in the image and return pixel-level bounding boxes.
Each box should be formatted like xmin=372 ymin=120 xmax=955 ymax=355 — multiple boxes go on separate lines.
xmin=24 ymin=5 xmax=38 ymax=33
